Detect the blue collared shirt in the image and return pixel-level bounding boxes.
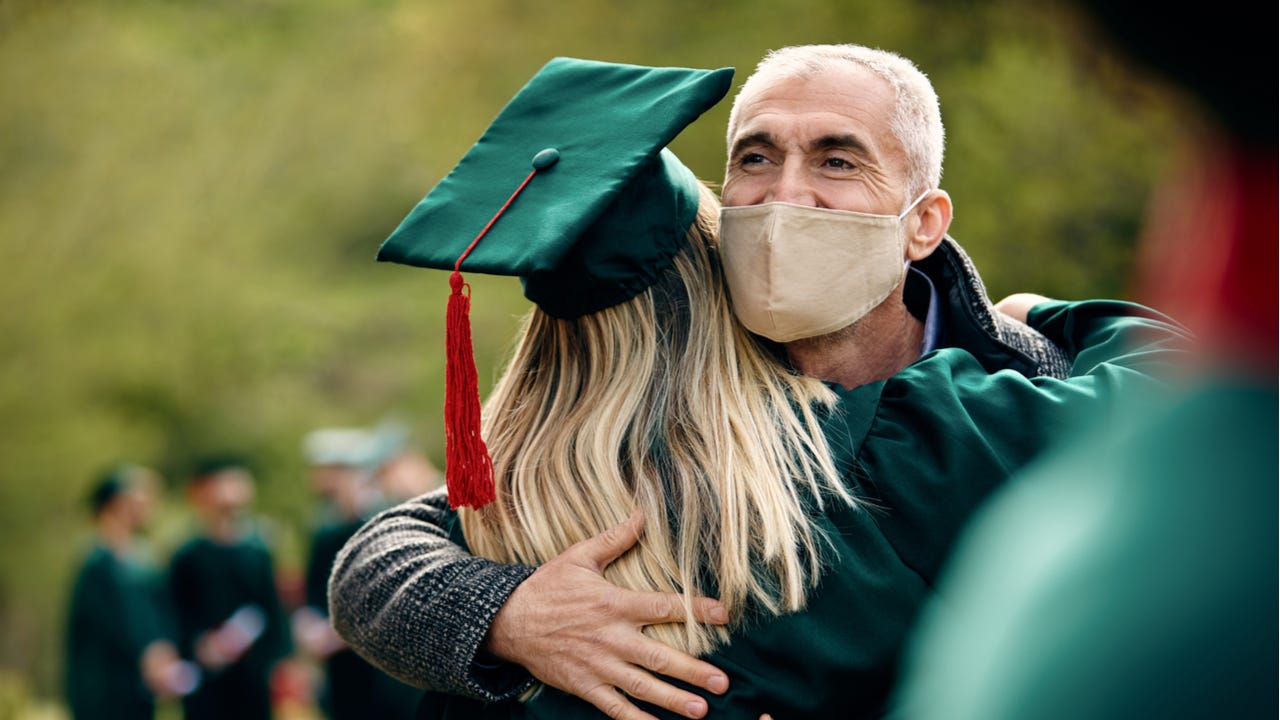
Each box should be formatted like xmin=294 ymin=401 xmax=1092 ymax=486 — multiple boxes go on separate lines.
xmin=906 ymin=264 xmax=942 ymax=357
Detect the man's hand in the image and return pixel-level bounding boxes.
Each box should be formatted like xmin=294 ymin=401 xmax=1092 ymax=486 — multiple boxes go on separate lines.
xmin=292 ymin=606 xmax=347 ymax=659
xmin=140 ymin=640 xmax=201 ymax=698
xmin=482 ymin=508 xmax=730 ymax=720
xmin=994 ymin=293 xmax=1053 ymax=323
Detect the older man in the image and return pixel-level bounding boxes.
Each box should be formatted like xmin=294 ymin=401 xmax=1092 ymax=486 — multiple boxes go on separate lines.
xmin=722 ymin=46 xmax=959 ymax=388
xmin=329 ymin=45 xmax=1137 ymax=720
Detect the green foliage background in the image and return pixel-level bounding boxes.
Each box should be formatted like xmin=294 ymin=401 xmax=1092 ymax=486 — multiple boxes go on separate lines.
xmin=0 ymin=0 xmax=1181 ymax=706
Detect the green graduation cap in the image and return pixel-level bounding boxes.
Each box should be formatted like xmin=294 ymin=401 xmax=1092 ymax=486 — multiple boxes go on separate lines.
xmin=377 ymin=57 xmax=734 ymax=509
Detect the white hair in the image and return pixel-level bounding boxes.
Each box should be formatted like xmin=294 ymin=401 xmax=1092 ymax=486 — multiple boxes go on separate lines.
xmin=726 ymin=44 xmax=946 ymax=200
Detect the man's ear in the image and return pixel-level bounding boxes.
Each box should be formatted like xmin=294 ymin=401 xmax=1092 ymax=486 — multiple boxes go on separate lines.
xmin=905 ymin=190 xmax=952 ymax=261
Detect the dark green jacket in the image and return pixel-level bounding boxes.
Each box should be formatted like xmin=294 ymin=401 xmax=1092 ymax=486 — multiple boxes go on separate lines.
xmin=419 ymin=299 xmax=1190 ymax=719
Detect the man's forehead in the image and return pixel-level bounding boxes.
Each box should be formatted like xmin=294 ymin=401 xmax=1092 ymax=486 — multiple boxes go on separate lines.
xmin=730 ymin=64 xmax=896 ymax=143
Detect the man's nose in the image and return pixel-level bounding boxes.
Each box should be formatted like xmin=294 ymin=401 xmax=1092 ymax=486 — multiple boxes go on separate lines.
xmin=766 ymin=161 xmax=817 ymax=206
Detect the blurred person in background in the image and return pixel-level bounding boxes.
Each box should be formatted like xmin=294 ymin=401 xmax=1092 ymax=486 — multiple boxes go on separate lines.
xmin=892 ymin=1 xmax=1277 ymax=718
xmin=168 ymin=457 xmax=292 ymax=720
xmin=372 ymin=447 xmax=443 ymax=504
xmin=366 ymin=420 xmax=444 ymax=506
xmin=296 ymin=426 xmax=421 ymax=720
xmin=65 ymin=464 xmax=198 ymax=720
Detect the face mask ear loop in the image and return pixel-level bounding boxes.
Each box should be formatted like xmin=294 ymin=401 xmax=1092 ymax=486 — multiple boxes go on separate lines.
xmin=897 ymin=188 xmax=933 ymax=220
xmin=899 ymin=189 xmax=933 ymax=269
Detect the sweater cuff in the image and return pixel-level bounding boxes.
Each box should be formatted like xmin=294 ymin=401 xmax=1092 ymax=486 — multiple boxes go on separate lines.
xmin=454 ymin=563 xmax=539 ymax=700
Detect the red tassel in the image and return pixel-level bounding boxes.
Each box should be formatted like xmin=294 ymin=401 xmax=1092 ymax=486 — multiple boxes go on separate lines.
xmin=439 ymin=166 xmax=542 ymax=510
xmin=444 ymin=270 xmax=495 ymax=509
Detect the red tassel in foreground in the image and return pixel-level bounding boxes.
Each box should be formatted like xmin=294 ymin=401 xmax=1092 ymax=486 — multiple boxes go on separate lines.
xmin=444 ymin=270 xmax=495 ymax=509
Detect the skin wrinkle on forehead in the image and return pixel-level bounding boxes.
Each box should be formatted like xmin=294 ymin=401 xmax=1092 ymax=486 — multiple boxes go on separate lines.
xmin=728 ymin=62 xmax=907 ymax=165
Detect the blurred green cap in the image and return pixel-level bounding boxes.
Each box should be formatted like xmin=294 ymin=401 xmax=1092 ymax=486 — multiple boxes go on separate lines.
xmin=376 ymin=57 xmax=734 ymax=318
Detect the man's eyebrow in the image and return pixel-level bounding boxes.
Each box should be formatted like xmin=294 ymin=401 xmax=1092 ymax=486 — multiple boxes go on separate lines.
xmin=729 ymin=131 xmax=777 ymax=157
xmin=811 ymin=133 xmax=871 ymax=155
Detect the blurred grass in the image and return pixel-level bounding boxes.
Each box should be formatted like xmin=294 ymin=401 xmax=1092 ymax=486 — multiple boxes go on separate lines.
xmin=0 ymin=0 xmax=1183 ymax=707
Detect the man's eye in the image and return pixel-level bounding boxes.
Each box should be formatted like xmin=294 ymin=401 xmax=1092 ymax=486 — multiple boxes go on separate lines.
xmin=823 ymin=157 xmax=855 ymax=170
xmin=739 ymin=152 xmax=768 ymax=166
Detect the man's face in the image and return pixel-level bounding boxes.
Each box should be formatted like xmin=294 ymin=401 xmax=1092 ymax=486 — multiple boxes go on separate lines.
xmin=723 ymin=64 xmax=910 ymax=215
xmin=191 ymin=469 xmax=255 ymax=517
xmin=101 ymin=486 xmax=151 ymax=532
xmin=309 ymin=464 xmax=350 ymax=500
xmin=122 ymin=485 xmax=155 ymax=532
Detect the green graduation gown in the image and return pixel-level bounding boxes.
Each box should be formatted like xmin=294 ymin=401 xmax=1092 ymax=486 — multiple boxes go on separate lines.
xmin=419 ymin=299 xmax=1190 ymax=719
xmin=169 ymin=530 xmax=292 ymax=720
xmin=65 ymin=543 xmax=170 ymax=720
xmin=894 ymin=375 xmax=1276 ymax=719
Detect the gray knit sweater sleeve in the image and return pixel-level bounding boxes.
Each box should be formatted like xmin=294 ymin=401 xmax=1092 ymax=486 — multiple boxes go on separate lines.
xmin=327 ymin=488 xmax=537 ymax=700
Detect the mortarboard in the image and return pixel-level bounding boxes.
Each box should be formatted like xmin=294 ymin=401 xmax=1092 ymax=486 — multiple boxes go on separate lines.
xmin=303 ymin=421 xmax=409 ymax=472
xmin=303 ymin=428 xmax=378 ymax=468
xmin=377 ymin=57 xmax=735 ymax=509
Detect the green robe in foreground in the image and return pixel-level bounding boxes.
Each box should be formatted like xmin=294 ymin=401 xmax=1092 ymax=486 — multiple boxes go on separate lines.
xmin=65 ymin=543 xmax=170 ymax=720
xmin=894 ymin=376 xmax=1277 ymax=719
xmin=419 ymin=299 xmax=1190 ymax=720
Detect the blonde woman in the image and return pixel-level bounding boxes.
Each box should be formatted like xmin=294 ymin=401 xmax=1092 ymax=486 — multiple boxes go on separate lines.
xmin=333 ymin=57 xmax=1189 ymax=720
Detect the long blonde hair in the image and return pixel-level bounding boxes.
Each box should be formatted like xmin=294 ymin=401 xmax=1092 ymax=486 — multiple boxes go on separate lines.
xmin=459 ymin=183 xmax=852 ymax=656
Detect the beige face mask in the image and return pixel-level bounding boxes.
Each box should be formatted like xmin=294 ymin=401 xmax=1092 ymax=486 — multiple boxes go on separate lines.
xmin=719 ymin=192 xmax=929 ymax=343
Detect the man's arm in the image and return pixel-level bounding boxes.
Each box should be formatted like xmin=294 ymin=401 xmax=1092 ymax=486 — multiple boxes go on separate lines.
xmin=828 ymin=297 xmax=1191 ymax=589
xmin=328 ymin=489 xmax=730 ymax=719
xmin=993 ymin=293 xmax=1052 ymax=323
xmin=327 ymin=488 xmax=536 ymax=700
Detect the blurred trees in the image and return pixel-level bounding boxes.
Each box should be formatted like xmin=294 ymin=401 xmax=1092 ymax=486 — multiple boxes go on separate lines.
xmin=0 ymin=0 xmax=1180 ymax=704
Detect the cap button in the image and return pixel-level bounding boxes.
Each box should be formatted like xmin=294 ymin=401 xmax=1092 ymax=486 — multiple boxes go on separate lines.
xmin=531 ymin=148 xmax=560 ymax=170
